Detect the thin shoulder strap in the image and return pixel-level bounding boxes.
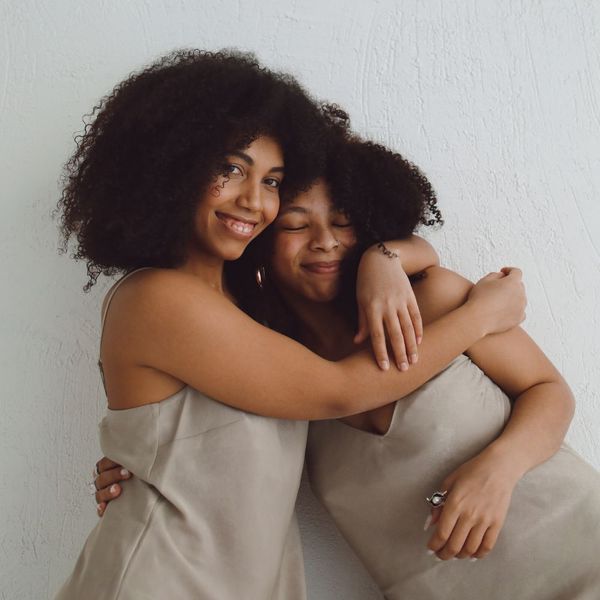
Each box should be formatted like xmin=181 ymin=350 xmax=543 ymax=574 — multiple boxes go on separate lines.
xmin=98 ymin=267 xmax=153 ymax=395
xmin=100 ymin=267 xmax=153 ymax=336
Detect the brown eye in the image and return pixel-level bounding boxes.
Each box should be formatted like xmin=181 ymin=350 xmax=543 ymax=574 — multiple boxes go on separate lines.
xmin=264 ymin=177 xmax=281 ymax=189
xmin=224 ymin=164 xmax=243 ymax=176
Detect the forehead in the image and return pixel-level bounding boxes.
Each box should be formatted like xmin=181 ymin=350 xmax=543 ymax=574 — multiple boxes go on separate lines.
xmin=237 ymin=135 xmax=284 ymax=165
xmin=279 ymin=179 xmax=338 ymax=215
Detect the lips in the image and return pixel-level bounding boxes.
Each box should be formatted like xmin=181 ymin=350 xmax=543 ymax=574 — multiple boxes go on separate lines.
xmin=215 ymin=212 xmax=259 ymax=238
xmin=301 ymin=260 xmax=341 ymax=274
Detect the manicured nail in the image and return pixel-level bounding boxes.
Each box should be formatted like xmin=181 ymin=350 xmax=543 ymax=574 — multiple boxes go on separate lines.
xmin=380 ymin=360 xmax=389 ymax=371
xmin=400 ymin=362 xmax=409 ymax=371
xmin=434 ymin=556 xmax=443 ymax=562
xmin=110 ymin=484 xmax=118 ymax=494
xmin=97 ymin=504 xmax=103 ymax=512
xmin=423 ymin=515 xmax=432 ymax=531
xmin=426 ymin=549 xmax=435 ymax=556
xmin=470 ymin=558 xmax=478 ymax=562
xmin=120 ymin=469 xmax=130 ymax=477
xmin=417 ymin=336 xmax=422 ymax=345
xmin=410 ymin=353 xmax=418 ymax=364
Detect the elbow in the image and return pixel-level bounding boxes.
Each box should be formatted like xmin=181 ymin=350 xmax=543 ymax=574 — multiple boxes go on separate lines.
xmin=562 ymin=382 xmax=576 ymax=424
xmin=314 ymin=394 xmax=361 ymax=420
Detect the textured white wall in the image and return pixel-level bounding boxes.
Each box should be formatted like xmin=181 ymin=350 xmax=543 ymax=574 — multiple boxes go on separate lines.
xmin=1 ymin=1 xmax=599 ymax=598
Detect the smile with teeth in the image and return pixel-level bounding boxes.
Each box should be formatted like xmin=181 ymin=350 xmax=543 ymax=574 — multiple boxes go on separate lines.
xmin=216 ymin=212 xmax=258 ymax=236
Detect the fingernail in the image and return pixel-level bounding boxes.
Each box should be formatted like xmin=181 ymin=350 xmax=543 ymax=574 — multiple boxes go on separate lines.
xmin=97 ymin=504 xmax=103 ymax=512
xmin=426 ymin=549 xmax=435 ymax=556
xmin=120 ymin=469 xmax=130 ymax=477
xmin=470 ymin=558 xmax=478 ymax=562
xmin=417 ymin=336 xmax=422 ymax=345
xmin=410 ymin=354 xmax=418 ymax=364
xmin=434 ymin=556 xmax=443 ymax=562
xmin=110 ymin=484 xmax=118 ymax=494
xmin=380 ymin=360 xmax=389 ymax=371
xmin=423 ymin=515 xmax=432 ymax=531
xmin=400 ymin=362 xmax=408 ymax=371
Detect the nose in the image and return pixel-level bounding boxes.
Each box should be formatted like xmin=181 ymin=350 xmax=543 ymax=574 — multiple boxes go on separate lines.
xmin=236 ymin=178 xmax=262 ymax=212
xmin=309 ymin=225 xmax=340 ymax=252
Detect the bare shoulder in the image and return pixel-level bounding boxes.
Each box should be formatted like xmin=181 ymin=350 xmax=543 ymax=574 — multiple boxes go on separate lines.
xmin=412 ymin=266 xmax=474 ymax=326
xmin=107 ymin=268 xmax=218 ymax=321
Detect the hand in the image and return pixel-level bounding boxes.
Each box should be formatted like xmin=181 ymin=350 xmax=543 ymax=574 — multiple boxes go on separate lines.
xmin=466 ymin=267 xmax=526 ymax=336
xmin=355 ymin=246 xmax=423 ymax=371
xmin=425 ymin=450 xmax=520 ymax=560
xmin=93 ymin=457 xmax=131 ymax=517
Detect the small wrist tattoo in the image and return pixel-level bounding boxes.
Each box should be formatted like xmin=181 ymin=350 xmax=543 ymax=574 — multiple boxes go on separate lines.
xmin=377 ymin=242 xmax=399 ymax=259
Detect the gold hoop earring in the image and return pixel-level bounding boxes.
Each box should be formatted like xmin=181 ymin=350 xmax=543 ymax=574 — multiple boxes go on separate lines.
xmin=256 ymin=266 xmax=266 ymax=289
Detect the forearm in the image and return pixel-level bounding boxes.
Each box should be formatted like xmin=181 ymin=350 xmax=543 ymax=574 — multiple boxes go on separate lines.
xmin=333 ymin=302 xmax=487 ymax=417
xmin=481 ymin=381 xmax=575 ymax=479
xmin=381 ymin=235 xmax=440 ymax=275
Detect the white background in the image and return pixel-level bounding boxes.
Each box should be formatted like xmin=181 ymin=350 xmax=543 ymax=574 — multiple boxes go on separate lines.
xmin=1 ymin=1 xmax=599 ymax=598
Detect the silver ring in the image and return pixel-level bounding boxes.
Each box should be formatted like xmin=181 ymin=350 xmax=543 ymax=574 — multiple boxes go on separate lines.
xmin=426 ymin=490 xmax=448 ymax=508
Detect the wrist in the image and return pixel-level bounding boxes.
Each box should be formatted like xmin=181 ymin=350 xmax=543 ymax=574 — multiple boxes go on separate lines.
xmin=458 ymin=300 xmax=489 ymax=339
xmin=365 ymin=241 xmax=402 ymax=261
xmin=479 ymin=441 xmax=528 ymax=483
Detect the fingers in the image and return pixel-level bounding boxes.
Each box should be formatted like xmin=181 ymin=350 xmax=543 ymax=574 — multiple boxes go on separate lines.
xmin=426 ymin=510 xmax=501 ymax=561
xmin=384 ymin=313 xmax=408 ymax=371
xmin=96 ymin=456 xmax=122 ymax=474
xmin=500 ymin=266 xmax=522 ymax=279
xmin=456 ymin=522 xmax=489 ymax=559
xmin=427 ymin=506 xmax=459 ymax=558
xmin=407 ymin=298 xmax=423 ymax=345
xmin=398 ymin=309 xmax=418 ymax=365
xmin=97 ymin=501 xmax=107 ymax=518
xmin=472 ymin=525 xmax=500 ymax=559
xmin=435 ymin=514 xmax=474 ymax=560
xmin=353 ymin=307 xmax=368 ymax=344
xmin=363 ymin=300 xmax=424 ymax=371
xmin=364 ymin=310 xmax=391 ymax=370
xmin=423 ymin=506 xmax=441 ymax=531
xmin=95 ymin=465 xmax=131 ymax=492
xmin=95 ymin=481 xmax=122 ymax=506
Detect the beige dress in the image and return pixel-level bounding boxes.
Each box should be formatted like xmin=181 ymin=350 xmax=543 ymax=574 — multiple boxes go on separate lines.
xmin=55 ymin=270 xmax=308 ymax=600
xmin=307 ymin=354 xmax=600 ymax=600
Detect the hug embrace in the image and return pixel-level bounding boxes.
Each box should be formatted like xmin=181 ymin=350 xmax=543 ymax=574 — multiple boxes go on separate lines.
xmin=55 ymin=49 xmax=600 ymax=599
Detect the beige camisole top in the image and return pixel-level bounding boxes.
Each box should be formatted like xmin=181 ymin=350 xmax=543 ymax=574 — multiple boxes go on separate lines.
xmin=55 ymin=269 xmax=309 ymax=600
xmin=307 ymin=354 xmax=600 ymax=600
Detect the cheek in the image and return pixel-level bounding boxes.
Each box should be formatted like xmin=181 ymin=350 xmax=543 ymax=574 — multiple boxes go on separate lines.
xmin=271 ymin=235 xmax=303 ymax=282
xmin=340 ymin=229 xmax=357 ymax=249
xmin=263 ymin=195 xmax=281 ymax=226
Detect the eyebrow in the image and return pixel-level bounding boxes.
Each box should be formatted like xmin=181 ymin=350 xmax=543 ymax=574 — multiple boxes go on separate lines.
xmin=278 ymin=205 xmax=308 ymax=215
xmin=278 ymin=205 xmax=348 ymax=216
xmin=228 ymin=150 xmax=285 ymax=173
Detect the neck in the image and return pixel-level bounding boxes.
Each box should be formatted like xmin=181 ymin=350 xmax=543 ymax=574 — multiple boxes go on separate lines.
xmin=278 ymin=288 xmax=355 ymax=360
xmin=178 ymin=248 xmax=228 ymax=296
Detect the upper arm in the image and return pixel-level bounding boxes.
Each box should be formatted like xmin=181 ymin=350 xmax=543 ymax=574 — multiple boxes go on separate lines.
xmin=413 ymin=266 xmax=567 ymax=399
xmin=106 ymin=270 xmax=347 ymax=420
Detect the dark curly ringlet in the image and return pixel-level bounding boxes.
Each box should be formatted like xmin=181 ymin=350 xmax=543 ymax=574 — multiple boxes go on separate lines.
xmin=57 ymin=49 xmax=328 ymax=290
xmin=227 ymin=104 xmax=444 ymax=338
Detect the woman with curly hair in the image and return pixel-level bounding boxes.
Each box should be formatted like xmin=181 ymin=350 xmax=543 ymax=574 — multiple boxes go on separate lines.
xmin=55 ymin=50 xmax=526 ymax=599
xmin=96 ymin=117 xmax=600 ymax=598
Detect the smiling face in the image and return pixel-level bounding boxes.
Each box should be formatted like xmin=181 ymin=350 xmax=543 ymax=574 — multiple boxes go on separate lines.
xmin=270 ymin=178 xmax=357 ymax=303
xmin=191 ymin=135 xmax=284 ymax=262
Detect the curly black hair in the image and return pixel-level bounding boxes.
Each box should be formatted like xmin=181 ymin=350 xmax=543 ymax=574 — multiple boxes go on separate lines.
xmin=57 ymin=49 xmax=328 ymax=290
xmin=226 ymin=105 xmax=444 ymax=338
